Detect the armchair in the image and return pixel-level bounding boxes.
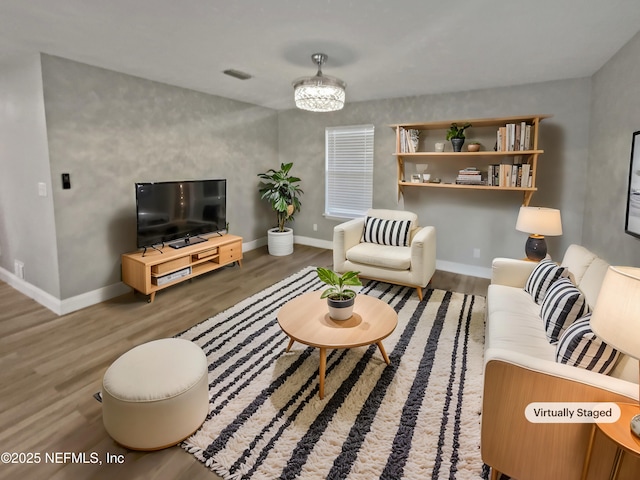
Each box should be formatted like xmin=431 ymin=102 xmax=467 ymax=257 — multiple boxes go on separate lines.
xmin=333 ymin=209 xmax=436 ymax=300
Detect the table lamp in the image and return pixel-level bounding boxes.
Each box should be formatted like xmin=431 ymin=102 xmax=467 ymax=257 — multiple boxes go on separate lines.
xmin=590 ymin=266 xmax=640 ymax=438
xmin=515 ymin=206 xmax=563 ymax=261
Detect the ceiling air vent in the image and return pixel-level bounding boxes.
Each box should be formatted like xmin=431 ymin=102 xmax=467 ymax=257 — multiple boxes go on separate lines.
xmin=223 ymin=69 xmax=252 ymax=80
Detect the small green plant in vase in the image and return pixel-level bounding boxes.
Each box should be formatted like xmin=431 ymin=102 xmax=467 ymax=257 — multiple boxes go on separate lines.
xmin=316 ymin=268 xmax=362 ymax=320
xmin=446 ymin=122 xmax=472 ymax=152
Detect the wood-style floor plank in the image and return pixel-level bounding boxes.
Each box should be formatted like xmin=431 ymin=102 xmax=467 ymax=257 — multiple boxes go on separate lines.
xmin=0 ymin=245 xmax=488 ymax=480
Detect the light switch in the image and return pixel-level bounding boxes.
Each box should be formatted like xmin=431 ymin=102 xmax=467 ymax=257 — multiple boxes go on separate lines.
xmin=38 ymin=182 xmax=47 ymax=197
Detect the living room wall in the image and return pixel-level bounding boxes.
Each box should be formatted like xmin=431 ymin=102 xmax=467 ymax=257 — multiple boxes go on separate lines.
xmin=278 ymin=78 xmax=591 ymax=275
xmin=585 ymin=29 xmax=640 ymax=265
xmin=0 ymin=54 xmax=60 ymax=299
xmin=39 ymin=54 xmax=279 ymax=301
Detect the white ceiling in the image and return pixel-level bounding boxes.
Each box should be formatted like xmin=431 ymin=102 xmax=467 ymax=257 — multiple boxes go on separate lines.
xmin=1 ymin=0 xmax=640 ymax=111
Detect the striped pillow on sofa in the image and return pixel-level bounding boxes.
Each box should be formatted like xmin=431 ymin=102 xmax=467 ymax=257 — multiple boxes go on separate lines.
xmin=556 ymin=314 xmax=620 ymax=374
xmin=361 ymin=216 xmax=412 ymax=247
xmin=524 ymin=259 xmax=569 ymax=304
xmin=541 ymin=278 xmax=590 ymax=344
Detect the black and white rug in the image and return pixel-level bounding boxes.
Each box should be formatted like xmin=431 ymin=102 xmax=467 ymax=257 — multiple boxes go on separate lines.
xmin=178 ymin=267 xmax=486 ymax=479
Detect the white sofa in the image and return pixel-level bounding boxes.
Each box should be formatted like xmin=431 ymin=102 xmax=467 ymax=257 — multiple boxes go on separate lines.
xmin=482 ymin=244 xmax=639 ymax=480
xmin=333 ymin=209 xmax=436 ymax=300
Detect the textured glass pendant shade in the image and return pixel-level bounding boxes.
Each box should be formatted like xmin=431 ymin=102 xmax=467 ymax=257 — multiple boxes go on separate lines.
xmin=293 ymin=53 xmax=346 ymax=112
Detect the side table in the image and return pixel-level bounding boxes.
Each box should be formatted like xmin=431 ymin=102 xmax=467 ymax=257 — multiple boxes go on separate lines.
xmin=581 ymin=403 xmax=640 ymax=480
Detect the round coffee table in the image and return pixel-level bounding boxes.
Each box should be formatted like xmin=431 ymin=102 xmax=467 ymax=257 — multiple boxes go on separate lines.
xmin=277 ymin=291 xmax=398 ymax=399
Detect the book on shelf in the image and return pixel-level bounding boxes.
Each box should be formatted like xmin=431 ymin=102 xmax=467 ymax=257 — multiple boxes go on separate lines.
xmin=496 ymin=122 xmax=532 ymax=152
xmin=399 ymin=128 xmax=420 ymax=153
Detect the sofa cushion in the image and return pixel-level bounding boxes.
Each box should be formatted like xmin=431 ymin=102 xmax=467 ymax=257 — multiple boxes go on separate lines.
xmin=560 ymin=244 xmax=597 ymax=285
xmin=486 ymin=285 xmax=555 ymax=360
xmin=578 ymin=257 xmax=610 ymax=308
xmin=346 ymin=242 xmax=411 ymax=270
xmin=541 ymin=278 xmax=590 ymax=344
xmin=524 ymin=259 xmax=569 ymax=304
xmin=556 ymin=314 xmax=621 ymax=374
xmin=362 ymin=216 xmax=412 ymax=247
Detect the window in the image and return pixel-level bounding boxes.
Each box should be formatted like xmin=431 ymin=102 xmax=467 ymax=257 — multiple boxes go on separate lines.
xmin=325 ymin=124 xmax=374 ymax=219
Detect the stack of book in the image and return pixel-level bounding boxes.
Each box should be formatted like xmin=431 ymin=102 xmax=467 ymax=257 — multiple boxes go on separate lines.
xmin=456 ymin=167 xmax=484 ymax=185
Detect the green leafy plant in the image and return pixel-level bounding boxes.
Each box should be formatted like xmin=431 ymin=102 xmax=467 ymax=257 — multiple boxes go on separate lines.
xmin=257 ymin=162 xmax=303 ymax=232
xmin=316 ymin=268 xmax=362 ymax=300
xmin=445 ymin=122 xmax=472 ymax=140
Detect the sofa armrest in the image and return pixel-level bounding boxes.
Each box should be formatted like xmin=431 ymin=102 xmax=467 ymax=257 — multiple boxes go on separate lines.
xmin=482 ymin=352 xmax=639 ymax=480
xmin=491 ymin=257 xmax=537 ymax=287
xmin=333 ymin=218 xmax=365 ymax=272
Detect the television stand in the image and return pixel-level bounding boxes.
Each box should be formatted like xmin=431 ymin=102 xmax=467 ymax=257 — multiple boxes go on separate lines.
xmin=122 ymin=234 xmax=243 ymax=303
xmin=169 ymin=236 xmax=207 ymax=249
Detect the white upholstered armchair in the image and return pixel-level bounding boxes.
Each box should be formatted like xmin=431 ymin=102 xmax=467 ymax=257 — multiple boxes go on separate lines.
xmin=333 ymin=209 xmax=436 ymax=300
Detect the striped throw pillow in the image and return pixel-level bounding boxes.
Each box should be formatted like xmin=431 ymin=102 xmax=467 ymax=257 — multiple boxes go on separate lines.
xmin=361 ymin=217 xmax=412 ymax=247
xmin=541 ymin=278 xmax=589 ymax=344
xmin=524 ymin=259 xmax=569 ymax=304
xmin=556 ymin=314 xmax=620 ymax=374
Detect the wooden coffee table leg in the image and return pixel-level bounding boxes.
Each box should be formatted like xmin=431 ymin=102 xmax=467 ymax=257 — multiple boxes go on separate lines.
xmin=377 ymin=341 xmax=391 ymax=365
xmin=319 ymin=347 xmax=326 ymax=399
xmin=285 ymin=337 xmax=295 ymax=352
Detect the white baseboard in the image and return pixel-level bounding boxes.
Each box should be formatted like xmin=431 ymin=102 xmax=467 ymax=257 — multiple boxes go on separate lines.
xmin=294 ymin=235 xmax=333 ymax=250
xmin=436 ymin=260 xmax=491 ymax=279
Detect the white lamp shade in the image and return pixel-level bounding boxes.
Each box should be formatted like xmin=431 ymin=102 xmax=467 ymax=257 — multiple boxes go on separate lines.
xmin=515 ymin=206 xmax=563 ymax=236
xmin=590 ymin=266 xmax=640 ymax=358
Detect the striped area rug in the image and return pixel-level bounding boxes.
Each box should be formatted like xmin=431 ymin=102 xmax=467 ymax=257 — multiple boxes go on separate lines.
xmin=178 ymin=267 xmax=486 ymax=480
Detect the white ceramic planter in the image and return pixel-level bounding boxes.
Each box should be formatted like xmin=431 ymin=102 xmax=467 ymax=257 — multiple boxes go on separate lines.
xmin=267 ymin=228 xmax=294 ymax=256
xmin=327 ymin=296 xmax=355 ymax=321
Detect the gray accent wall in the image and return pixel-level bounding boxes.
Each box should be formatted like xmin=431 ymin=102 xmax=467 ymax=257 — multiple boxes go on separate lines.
xmin=0 ymin=55 xmax=278 ymax=300
xmin=278 ymin=78 xmax=592 ymax=271
xmin=585 ymin=30 xmax=640 ymax=265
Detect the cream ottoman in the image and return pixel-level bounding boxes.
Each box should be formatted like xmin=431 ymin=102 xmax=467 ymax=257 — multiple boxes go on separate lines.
xmin=102 ymin=338 xmax=209 ymax=450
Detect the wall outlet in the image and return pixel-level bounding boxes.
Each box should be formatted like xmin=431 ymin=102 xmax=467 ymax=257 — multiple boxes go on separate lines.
xmin=313 ymin=223 xmax=318 ymax=231
xmin=38 ymin=182 xmax=47 ymax=197
xmin=14 ymin=260 xmax=25 ymax=279
xmin=473 ymin=248 xmax=481 ymax=259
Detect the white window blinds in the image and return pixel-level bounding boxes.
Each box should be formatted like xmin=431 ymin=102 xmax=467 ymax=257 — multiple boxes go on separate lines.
xmin=325 ymin=124 xmax=374 ymax=219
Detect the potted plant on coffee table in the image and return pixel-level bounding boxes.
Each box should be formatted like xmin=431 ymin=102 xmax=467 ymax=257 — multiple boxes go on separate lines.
xmin=317 ymin=267 xmax=362 ymax=320
xmin=446 ymin=122 xmax=472 ymax=152
xmin=258 ymin=162 xmax=303 ymax=256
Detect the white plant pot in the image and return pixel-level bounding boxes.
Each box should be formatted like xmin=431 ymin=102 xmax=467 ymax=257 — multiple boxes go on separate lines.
xmin=267 ymin=228 xmax=294 ymax=256
xmin=327 ymin=296 xmax=355 ymax=321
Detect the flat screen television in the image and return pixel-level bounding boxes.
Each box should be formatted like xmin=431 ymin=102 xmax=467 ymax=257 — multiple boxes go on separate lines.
xmin=135 ymin=179 xmax=226 ymax=248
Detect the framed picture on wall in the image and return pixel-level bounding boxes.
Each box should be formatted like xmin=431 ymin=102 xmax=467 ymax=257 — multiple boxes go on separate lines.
xmin=625 ymin=130 xmax=640 ymax=238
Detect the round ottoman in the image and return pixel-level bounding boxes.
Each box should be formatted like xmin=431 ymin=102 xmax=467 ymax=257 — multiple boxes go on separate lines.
xmin=102 ymin=338 xmax=209 ymax=450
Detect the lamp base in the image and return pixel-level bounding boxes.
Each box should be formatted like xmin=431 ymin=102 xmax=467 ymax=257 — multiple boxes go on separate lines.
xmin=525 ymin=235 xmax=547 ymax=261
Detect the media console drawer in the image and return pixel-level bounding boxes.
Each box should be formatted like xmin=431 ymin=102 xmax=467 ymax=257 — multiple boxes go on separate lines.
xmin=193 ymin=247 xmax=218 ymax=260
xmin=151 ymin=256 xmax=190 ymax=275
xmin=218 ymin=242 xmax=242 ymax=264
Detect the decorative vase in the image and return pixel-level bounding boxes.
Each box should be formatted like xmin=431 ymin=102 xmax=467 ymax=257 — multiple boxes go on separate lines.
xmin=267 ymin=227 xmax=294 ymax=256
xmin=467 ymin=143 xmax=480 ymax=152
xmin=451 ymin=138 xmax=465 ymax=152
xmin=327 ymin=295 xmax=355 ymax=320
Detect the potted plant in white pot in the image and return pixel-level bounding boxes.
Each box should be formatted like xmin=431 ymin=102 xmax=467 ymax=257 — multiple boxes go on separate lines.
xmin=317 ymin=267 xmax=362 ymax=320
xmin=258 ymin=162 xmax=303 ymax=256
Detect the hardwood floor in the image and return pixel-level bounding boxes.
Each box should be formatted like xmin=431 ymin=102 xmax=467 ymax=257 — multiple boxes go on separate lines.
xmin=0 ymin=245 xmax=489 ymax=480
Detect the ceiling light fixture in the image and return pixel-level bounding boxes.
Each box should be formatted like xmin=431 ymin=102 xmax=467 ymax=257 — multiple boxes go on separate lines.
xmin=293 ymin=53 xmax=346 ymax=112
